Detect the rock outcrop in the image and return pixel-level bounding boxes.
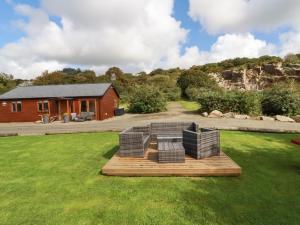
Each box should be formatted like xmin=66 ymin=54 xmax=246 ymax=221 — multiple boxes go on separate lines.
xmin=209 ymin=62 xmax=300 ymax=90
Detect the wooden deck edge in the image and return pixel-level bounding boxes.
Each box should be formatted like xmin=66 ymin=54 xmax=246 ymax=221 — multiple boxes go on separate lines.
xmin=101 ymin=167 xmax=242 ymax=177
xmin=101 ymin=171 xmax=242 ymax=177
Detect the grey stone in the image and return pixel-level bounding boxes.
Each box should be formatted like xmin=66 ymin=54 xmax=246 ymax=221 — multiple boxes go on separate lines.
xmin=275 ymin=115 xmax=295 ymax=122
xmin=223 ymin=112 xmax=235 ymax=118
xmin=202 ymin=112 xmax=208 ymax=117
xmin=291 ymin=115 xmax=300 ymax=123
xmin=208 ymin=110 xmax=223 ymax=118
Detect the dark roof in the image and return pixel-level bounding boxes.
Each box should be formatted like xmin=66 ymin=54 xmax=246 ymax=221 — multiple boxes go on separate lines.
xmin=0 ymin=83 xmax=114 ymax=100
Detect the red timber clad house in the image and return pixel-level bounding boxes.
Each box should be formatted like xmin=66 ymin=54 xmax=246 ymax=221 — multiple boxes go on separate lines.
xmin=0 ymin=83 xmax=119 ymax=122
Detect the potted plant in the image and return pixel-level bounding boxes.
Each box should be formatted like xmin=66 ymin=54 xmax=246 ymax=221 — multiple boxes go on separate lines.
xmin=63 ymin=113 xmax=70 ymax=123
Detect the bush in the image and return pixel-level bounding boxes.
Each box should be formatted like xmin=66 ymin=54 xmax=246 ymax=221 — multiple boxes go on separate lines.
xmin=162 ymin=86 xmax=181 ymax=101
xmin=128 ymin=86 xmax=167 ymax=113
xmin=185 ymin=87 xmax=199 ymax=101
xmin=261 ymin=83 xmax=300 ymax=116
xmin=197 ymin=91 xmax=261 ymax=115
xmin=186 ymin=87 xmax=220 ymax=101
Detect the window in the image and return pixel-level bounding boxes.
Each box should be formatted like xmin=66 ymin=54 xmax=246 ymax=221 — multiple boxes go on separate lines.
xmin=89 ymin=100 xmax=95 ymax=112
xmin=12 ymin=101 xmax=22 ymax=112
xmin=80 ymin=100 xmax=87 ymax=112
xmin=43 ymin=101 xmax=49 ymax=111
xmin=38 ymin=100 xmax=49 ymax=112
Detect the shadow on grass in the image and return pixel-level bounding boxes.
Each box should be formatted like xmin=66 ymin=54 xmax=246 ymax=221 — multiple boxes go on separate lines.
xmin=102 ymin=145 xmax=119 ymax=159
xmin=177 ymin=135 xmax=300 ymax=225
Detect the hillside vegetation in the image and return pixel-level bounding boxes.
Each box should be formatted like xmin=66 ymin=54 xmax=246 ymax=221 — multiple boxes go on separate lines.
xmin=1 ymin=54 xmax=300 ymax=115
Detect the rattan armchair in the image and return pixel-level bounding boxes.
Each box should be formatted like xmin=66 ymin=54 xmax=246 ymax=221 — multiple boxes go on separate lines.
xmin=119 ymin=126 xmax=150 ymax=157
xmin=183 ymin=128 xmax=220 ymax=159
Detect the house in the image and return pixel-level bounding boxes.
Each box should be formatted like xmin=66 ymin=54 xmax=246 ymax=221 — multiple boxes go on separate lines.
xmin=0 ymin=83 xmax=119 ymax=122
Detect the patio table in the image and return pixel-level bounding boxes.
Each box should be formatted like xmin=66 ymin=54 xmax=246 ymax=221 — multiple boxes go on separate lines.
xmin=157 ymin=135 xmax=185 ymax=163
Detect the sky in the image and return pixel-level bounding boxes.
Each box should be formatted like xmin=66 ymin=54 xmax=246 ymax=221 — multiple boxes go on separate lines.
xmin=0 ymin=0 xmax=300 ymax=79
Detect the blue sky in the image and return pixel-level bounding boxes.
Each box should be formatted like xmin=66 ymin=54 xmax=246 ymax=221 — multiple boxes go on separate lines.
xmin=0 ymin=0 xmax=299 ymax=78
xmin=0 ymin=0 xmax=286 ymax=50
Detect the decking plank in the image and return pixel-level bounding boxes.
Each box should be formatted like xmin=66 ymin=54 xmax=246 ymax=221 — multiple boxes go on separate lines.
xmin=101 ymin=147 xmax=241 ymax=177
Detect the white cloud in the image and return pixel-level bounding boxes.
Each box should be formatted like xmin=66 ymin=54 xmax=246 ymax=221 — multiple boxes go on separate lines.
xmin=168 ymin=33 xmax=275 ymax=69
xmin=279 ymin=31 xmax=300 ymax=56
xmin=189 ymin=0 xmax=300 ymax=34
xmin=0 ymin=0 xmax=187 ymax=78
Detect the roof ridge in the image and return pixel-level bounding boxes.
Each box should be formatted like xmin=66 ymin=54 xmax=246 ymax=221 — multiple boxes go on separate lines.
xmin=16 ymin=83 xmax=112 ymax=88
xmin=0 ymin=83 xmax=114 ymax=100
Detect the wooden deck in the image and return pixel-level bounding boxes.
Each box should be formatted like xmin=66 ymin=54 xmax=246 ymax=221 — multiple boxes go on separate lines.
xmin=102 ymin=145 xmax=241 ymax=177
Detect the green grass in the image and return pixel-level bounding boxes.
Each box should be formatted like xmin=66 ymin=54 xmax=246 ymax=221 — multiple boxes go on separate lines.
xmin=0 ymin=131 xmax=300 ymax=225
xmin=178 ymin=100 xmax=200 ymax=112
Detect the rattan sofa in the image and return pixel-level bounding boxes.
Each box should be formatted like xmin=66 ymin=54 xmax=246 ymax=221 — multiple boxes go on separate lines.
xmin=150 ymin=122 xmax=199 ymax=141
xmin=182 ymin=128 xmax=220 ymax=159
xmin=119 ymin=126 xmax=150 ymax=157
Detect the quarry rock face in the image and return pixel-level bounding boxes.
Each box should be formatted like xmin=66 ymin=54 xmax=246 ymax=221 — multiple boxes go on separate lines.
xmin=209 ymin=62 xmax=300 ymax=90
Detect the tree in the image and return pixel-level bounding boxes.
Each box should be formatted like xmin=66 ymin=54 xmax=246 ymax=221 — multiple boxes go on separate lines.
xmin=74 ymin=70 xmax=97 ymax=83
xmin=0 ymin=73 xmax=17 ymax=93
xmin=33 ymin=71 xmax=66 ymax=85
xmin=105 ymin=67 xmax=124 ymax=80
xmin=177 ymin=68 xmax=219 ymax=97
xmin=284 ymin=53 xmax=300 ymax=64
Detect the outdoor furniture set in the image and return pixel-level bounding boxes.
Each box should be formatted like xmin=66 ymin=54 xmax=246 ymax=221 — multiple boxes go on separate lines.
xmin=119 ymin=122 xmax=220 ymax=163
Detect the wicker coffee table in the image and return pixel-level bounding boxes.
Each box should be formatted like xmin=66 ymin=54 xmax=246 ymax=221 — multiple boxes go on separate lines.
xmin=157 ymin=136 xmax=185 ymax=163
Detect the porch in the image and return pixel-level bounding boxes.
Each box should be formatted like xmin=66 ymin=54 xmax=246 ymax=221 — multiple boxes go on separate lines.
xmin=47 ymin=98 xmax=98 ymax=121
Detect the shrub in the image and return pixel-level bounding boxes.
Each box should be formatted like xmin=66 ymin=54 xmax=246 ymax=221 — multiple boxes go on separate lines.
xmin=197 ymin=91 xmax=225 ymax=113
xmin=261 ymin=83 xmax=300 ymax=116
xmin=128 ymin=86 xmax=167 ymax=113
xmin=186 ymin=87 xmax=219 ymax=101
xmin=197 ymin=91 xmax=261 ymax=115
xmin=162 ymin=86 xmax=181 ymax=101
xmin=185 ymin=87 xmax=199 ymax=101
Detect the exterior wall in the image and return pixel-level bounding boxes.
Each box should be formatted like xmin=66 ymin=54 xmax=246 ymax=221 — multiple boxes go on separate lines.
xmin=0 ymin=86 xmax=120 ymax=122
xmin=0 ymin=87 xmax=119 ymax=123
xmin=0 ymin=99 xmax=57 ymax=122
xmin=98 ymin=86 xmax=119 ymax=120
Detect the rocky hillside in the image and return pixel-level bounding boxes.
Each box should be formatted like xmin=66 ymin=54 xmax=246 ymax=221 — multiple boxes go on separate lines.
xmin=209 ymin=62 xmax=300 ymax=90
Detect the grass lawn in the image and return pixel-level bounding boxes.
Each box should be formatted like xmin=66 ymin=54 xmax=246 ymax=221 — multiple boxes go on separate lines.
xmin=178 ymin=100 xmax=200 ymax=112
xmin=0 ymin=131 xmax=300 ymax=225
